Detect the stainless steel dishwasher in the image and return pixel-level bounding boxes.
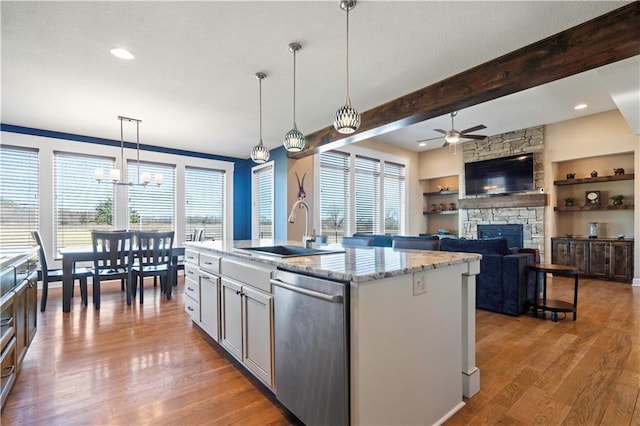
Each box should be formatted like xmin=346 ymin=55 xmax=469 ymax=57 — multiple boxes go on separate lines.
xmin=271 ymin=269 xmax=349 ymax=426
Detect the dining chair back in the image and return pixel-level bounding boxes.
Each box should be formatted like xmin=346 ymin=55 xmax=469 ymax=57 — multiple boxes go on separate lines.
xmin=31 ymin=230 xmax=92 ymax=311
xmin=392 ymin=237 xmax=440 ymax=250
xmin=132 ymin=231 xmax=175 ymax=304
xmin=91 ymin=230 xmax=134 ymax=309
xmin=341 ymin=236 xmax=374 ymax=247
xmin=194 ymin=228 xmax=205 ymax=242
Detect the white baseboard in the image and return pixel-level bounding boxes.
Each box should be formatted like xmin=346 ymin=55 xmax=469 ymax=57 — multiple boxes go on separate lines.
xmin=633 ymin=277 xmax=640 ymax=287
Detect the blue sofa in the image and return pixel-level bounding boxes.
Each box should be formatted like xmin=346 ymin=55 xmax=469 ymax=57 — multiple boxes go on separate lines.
xmin=352 ymin=233 xmax=439 ymax=248
xmin=439 ymin=237 xmax=535 ymax=316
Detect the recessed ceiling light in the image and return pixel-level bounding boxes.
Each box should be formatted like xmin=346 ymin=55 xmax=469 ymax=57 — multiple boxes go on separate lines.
xmin=574 ymin=103 xmax=588 ymax=110
xmin=110 ymin=48 xmax=134 ymax=60
xmin=418 ymin=142 xmax=427 ymax=147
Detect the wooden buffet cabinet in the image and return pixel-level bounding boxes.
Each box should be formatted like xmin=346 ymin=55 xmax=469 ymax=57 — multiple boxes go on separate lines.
xmin=551 ymin=237 xmax=634 ymax=283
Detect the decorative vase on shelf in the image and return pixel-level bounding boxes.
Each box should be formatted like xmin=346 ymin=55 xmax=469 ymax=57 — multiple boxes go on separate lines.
xmin=590 ymin=170 xmax=598 ymax=178
xmin=588 ymin=222 xmax=598 ymax=239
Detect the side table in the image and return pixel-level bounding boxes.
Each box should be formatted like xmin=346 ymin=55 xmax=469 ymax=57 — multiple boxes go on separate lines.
xmin=529 ymin=263 xmax=579 ymax=322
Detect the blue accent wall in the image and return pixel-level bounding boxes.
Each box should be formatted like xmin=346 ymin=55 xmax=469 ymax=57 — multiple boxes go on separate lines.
xmin=271 ymin=146 xmax=288 ymax=241
xmin=1 ymin=123 xmax=254 ymax=240
xmin=233 ymin=159 xmax=252 ymax=240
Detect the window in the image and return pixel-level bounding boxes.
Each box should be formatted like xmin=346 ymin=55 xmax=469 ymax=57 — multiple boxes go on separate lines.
xmin=127 ymin=161 xmax=175 ymax=232
xmin=318 ymin=150 xmax=407 ymax=239
xmin=383 ymin=161 xmax=406 ymax=235
xmin=252 ymin=162 xmax=273 ymax=240
xmin=54 ymin=152 xmax=115 ymax=252
xmin=0 ymin=145 xmax=39 ymax=248
xmin=355 ymin=155 xmax=381 ymax=234
xmin=319 ymin=152 xmax=350 ymax=243
xmin=185 ymin=167 xmax=225 ymax=241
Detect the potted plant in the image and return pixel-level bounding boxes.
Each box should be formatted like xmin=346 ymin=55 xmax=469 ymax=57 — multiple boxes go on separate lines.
xmin=610 ymin=194 xmax=624 ymax=205
xmin=564 ymin=197 xmax=574 ymax=207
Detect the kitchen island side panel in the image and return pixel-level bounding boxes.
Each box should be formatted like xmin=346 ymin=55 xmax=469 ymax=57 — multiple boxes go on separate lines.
xmin=350 ymin=262 xmax=471 ymax=425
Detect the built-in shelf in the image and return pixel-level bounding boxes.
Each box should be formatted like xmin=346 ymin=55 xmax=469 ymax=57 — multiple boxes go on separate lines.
xmin=554 ymin=173 xmax=634 ymax=186
xmin=423 ymin=210 xmax=458 ymax=215
xmin=554 ymin=204 xmax=634 ymax=212
xmin=422 ymin=190 xmax=459 ymax=196
xmin=458 ymin=193 xmax=547 ymax=209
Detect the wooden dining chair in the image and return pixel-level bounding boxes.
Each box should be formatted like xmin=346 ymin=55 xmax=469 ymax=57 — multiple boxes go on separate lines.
xmin=31 ymin=230 xmax=93 ymax=311
xmin=132 ymin=231 xmax=175 ymax=303
xmin=91 ymin=230 xmax=134 ymax=309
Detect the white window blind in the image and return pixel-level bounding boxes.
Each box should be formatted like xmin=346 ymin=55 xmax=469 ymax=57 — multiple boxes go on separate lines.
xmin=252 ymin=163 xmax=273 ymax=239
xmin=185 ymin=166 xmax=225 ymax=241
xmin=128 ymin=161 xmax=175 ymax=232
xmin=319 ymin=151 xmax=350 ymax=243
xmin=354 ymin=155 xmax=381 ymax=234
xmin=383 ymin=161 xmax=406 ymax=235
xmin=54 ymin=152 xmax=115 ymax=252
xmin=0 ymin=145 xmax=39 ymax=248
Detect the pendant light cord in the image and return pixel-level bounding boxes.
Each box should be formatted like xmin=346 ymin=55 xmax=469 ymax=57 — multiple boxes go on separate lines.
xmin=293 ymin=48 xmax=297 ymax=126
xmin=259 ymin=76 xmax=263 ymax=145
xmin=345 ymin=7 xmax=350 ymax=104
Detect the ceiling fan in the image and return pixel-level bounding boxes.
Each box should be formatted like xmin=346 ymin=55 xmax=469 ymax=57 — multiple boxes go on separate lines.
xmin=417 ymin=111 xmax=487 ymax=147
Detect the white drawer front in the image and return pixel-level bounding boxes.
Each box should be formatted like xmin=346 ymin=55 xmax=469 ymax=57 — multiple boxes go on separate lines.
xmin=184 ymin=294 xmax=199 ymax=321
xmin=184 ymin=264 xmax=199 ymax=282
xmin=199 ymin=252 xmax=221 ymax=274
xmin=220 ymin=257 xmax=274 ymax=293
xmin=184 ymin=276 xmax=200 ymax=303
xmin=184 ymin=249 xmax=199 ymax=265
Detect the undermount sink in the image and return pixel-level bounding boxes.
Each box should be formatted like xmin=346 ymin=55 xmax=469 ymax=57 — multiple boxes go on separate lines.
xmin=234 ymin=245 xmax=344 ymax=258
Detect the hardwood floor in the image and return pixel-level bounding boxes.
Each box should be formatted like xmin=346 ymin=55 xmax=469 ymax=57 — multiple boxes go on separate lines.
xmin=2 ymin=275 xmax=639 ymax=425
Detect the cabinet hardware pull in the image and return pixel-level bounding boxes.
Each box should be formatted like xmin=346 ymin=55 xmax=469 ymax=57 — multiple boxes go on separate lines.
xmin=236 ymin=290 xmax=242 ymax=295
xmin=201 ymin=275 xmax=210 ymax=280
xmin=204 ymin=261 xmax=213 ymax=265
xmin=187 ymin=306 xmax=194 ymax=312
xmin=0 ymin=317 xmax=14 ymax=327
xmin=270 ymin=279 xmax=343 ymax=303
xmin=1 ymin=365 xmax=15 ymax=378
xmin=187 ymin=271 xmax=194 ymax=275
xmin=187 ymin=287 xmax=194 ymax=291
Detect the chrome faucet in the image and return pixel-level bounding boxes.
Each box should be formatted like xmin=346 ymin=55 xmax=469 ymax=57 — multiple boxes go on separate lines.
xmin=288 ymin=200 xmax=315 ymax=248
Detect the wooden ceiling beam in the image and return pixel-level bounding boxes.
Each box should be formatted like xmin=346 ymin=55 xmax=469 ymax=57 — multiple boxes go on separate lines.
xmin=288 ymin=2 xmax=640 ymax=159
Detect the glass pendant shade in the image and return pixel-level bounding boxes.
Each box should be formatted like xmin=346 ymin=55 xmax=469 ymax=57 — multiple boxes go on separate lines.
xmin=251 ymin=139 xmax=269 ymax=164
xmin=284 ymin=125 xmax=306 ymax=152
xmin=334 ymin=98 xmax=360 ymax=134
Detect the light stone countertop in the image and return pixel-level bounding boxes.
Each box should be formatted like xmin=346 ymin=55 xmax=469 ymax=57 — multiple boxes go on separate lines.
xmin=184 ymin=239 xmax=481 ymax=283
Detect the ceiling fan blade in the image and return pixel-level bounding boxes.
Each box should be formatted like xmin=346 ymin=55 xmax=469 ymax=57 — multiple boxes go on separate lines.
xmin=416 ymin=136 xmax=444 ymax=143
xmin=460 ymin=124 xmax=487 ymax=134
xmin=464 ymin=134 xmax=487 ymax=140
xmin=442 ymin=140 xmax=450 ymax=147
xmin=433 ymin=129 xmax=447 ymax=135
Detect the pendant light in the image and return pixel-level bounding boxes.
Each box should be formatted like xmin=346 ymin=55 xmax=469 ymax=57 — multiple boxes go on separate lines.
xmin=333 ymin=0 xmax=360 ymax=134
xmin=94 ymin=116 xmax=162 ymax=186
xmin=283 ymin=42 xmax=306 ymax=152
xmin=250 ymin=72 xmax=270 ymax=164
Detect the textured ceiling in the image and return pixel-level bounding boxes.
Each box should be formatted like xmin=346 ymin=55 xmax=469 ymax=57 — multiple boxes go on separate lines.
xmin=1 ymin=1 xmax=636 ymax=159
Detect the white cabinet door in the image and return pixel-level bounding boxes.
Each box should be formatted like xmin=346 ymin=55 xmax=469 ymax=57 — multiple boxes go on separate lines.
xmin=242 ymin=285 xmax=273 ymax=387
xmin=199 ymin=271 xmax=219 ymax=341
xmin=184 ymin=274 xmax=200 ymax=321
xmin=220 ymin=277 xmax=243 ymax=360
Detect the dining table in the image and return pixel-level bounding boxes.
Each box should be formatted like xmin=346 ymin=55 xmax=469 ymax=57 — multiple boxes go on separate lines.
xmin=59 ymin=245 xmax=184 ymax=313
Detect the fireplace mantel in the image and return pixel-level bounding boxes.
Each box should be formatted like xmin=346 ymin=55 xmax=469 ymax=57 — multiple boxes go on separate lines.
xmin=458 ymin=193 xmax=547 ymax=209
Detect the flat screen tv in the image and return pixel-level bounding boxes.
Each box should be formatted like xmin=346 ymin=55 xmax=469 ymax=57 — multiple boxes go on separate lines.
xmin=464 ymin=153 xmax=534 ymax=196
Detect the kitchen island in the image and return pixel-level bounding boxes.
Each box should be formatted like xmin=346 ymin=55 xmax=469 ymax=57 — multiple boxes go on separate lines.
xmin=185 ymin=240 xmax=481 ymax=425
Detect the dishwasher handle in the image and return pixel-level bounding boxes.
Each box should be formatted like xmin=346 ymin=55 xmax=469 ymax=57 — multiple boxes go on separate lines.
xmin=270 ymin=279 xmax=343 ymax=304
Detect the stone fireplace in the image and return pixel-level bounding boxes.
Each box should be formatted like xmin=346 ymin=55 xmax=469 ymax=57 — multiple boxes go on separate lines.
xmin=460 ymin=126 xmax=546 ymax=261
